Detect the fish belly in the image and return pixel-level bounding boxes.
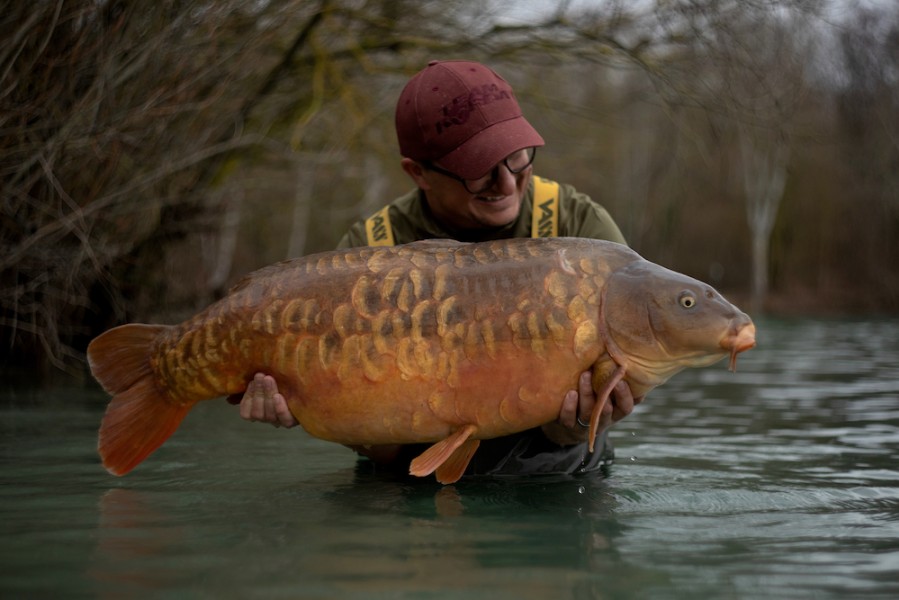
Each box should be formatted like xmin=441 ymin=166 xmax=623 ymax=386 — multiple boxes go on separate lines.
xmin=289 ymin=337 xmax=593 ymax=445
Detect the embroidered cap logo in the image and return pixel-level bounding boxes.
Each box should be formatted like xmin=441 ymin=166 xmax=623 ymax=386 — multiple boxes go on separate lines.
xmin=435 ymin=84 xmax=513 ymax=135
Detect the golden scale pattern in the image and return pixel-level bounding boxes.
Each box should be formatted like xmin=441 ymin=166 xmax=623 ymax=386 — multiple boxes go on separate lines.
xmin=155 ymin=240 xmax=614 ymax=403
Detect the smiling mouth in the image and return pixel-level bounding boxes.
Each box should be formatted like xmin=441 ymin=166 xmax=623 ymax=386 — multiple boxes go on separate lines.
xmin=475 ymin=195 xmax=503 ymax=202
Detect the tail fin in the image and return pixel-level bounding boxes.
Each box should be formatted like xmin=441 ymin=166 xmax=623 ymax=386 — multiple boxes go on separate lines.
xmin=88 ymin=324 xmax=192 ymax=476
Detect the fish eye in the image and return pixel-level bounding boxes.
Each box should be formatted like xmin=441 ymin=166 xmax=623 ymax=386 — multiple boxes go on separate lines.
xmin=679 ymin=292 xmax=697 ymax=309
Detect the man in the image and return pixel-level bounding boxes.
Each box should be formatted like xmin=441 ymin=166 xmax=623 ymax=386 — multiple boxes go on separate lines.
xmin=237 ymin=60 xmax=641 ymax=476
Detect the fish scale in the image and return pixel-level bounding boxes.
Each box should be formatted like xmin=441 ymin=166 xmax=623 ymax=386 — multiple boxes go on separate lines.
xmin=88 ymin=237 xmax=755 ymax=483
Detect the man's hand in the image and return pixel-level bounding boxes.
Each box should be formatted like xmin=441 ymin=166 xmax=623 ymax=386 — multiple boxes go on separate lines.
xmin=235 ymin=373 xmax=298 ymax=428
xmin=541 ymin=371 xmax=643 ymax=445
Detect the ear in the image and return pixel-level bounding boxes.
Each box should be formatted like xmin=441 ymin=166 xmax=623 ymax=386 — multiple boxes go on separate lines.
xmin=401 ymin=158 xmax=431 ymax=190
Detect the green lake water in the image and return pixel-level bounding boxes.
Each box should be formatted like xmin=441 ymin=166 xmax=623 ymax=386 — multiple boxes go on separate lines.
xmin=2 ymin=317 xmax=898 ymax=599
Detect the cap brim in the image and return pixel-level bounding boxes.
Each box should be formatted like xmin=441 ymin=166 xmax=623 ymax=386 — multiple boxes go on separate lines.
xmin=436 ymin=116 xmax=545 ymax=180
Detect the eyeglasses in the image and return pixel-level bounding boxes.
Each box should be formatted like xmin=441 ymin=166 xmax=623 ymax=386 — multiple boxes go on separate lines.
xmin=423 ymin=147 xmax=537 ymax=194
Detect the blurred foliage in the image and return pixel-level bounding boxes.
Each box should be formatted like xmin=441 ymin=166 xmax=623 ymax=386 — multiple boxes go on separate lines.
xmin=2 ymin=0 xmax=898 ymax=374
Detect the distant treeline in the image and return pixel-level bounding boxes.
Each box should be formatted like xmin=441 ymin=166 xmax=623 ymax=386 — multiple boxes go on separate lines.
xmin=2 ymin=0 xmax=897 ymax=375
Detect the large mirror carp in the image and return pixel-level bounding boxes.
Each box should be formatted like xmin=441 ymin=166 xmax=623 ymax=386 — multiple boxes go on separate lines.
xmin=88 ymin=238 xmax=756 ymax=483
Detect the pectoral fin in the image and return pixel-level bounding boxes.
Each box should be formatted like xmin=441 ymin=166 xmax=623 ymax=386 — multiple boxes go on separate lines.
xmin=588 ymin=364 xmax=627 ymax=453
xmin=409 ymin=424 xmax=479 ymax=483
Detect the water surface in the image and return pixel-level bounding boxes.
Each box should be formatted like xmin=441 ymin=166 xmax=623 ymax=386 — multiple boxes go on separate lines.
xmin=2 ymin=317 xmax=898 ymax=599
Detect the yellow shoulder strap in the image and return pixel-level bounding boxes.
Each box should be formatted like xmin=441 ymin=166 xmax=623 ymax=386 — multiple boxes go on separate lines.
xmin=364 ymin=205 xmax=395 ymax=246
xmin=531 ymin=176 xmax=560 ymax=238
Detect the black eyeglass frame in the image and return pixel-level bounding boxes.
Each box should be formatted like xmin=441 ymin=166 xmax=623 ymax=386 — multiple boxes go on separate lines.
xmin=421 ymin=147 xmax=537 ymax=194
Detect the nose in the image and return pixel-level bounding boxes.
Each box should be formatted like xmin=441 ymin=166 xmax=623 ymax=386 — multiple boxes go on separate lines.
xmin=491 ymin=164 xmax=518 ymax=195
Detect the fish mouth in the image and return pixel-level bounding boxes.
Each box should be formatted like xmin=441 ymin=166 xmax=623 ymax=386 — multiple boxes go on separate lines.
xmin=721 ymin=322 xmax=756 ymax=372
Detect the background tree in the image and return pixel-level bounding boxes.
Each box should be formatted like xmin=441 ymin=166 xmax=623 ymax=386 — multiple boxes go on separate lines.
xmin=2 ymin=0 xmax=897 ymax=376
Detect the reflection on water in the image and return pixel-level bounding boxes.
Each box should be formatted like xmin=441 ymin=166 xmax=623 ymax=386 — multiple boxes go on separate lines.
xmin=2 ymin=318 xmax=898 ymax=599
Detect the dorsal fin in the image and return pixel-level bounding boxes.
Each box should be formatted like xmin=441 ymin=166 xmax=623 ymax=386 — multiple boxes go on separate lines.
xmin=401 ymin=239 xmax=466 ymax=249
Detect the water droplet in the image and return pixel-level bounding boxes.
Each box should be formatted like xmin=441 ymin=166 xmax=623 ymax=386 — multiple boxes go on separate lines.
xmin=578 ymin=485 xmax=585 ymax=494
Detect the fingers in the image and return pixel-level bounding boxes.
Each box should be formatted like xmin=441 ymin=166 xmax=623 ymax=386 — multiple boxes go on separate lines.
xmin=238 ymin=373 xmax=263 ymax=422
xmin=571 ymin=373 xmax=643 ymax=432
xmin=545 ymin=370 xmax=622 ymax=445
xmin=239 ymin=373 xmax=298 ymax=428
xmin=610 ymin=380 xmax=633 ymax=422
xmin=557 ymin=389 xmax=579 ymax=430
xmin=557 ymin=372 xmax=597 ymax=432
xmin=610 ymin=381 xmax=644 ymax=423
xmin=259 ymin=374 xmax=280 ymax=424
xmin=577 ymin=371 xmax=599 ymax=421
xmin=272 ymin=389 xmax=298 ymax=428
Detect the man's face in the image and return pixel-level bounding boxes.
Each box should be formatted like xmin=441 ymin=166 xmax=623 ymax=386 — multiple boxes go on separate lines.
xmin=408 ymin=148 xmax=535 ymax=231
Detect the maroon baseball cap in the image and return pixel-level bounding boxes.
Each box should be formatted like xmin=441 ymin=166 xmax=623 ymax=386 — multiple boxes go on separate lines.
xmin=395 ymin=60 xmax=545 ymax=180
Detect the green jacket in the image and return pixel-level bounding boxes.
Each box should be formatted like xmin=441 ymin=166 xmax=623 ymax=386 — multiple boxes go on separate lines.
xmin=336 ymin=175 xmax=626 ymax=249
xmin=335 ymin=174 xmax=625 ymax=476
